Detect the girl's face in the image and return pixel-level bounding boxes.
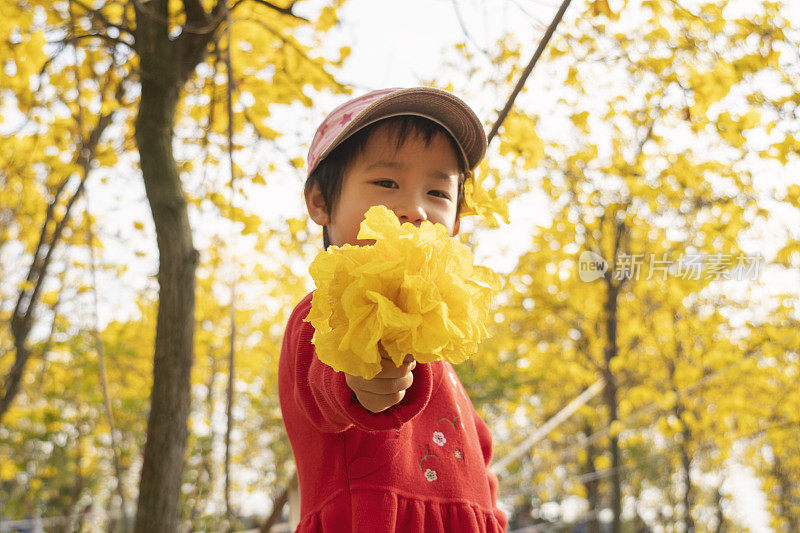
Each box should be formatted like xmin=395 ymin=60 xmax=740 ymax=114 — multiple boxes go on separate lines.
xmin=307 ymin=126 xmax=461 ymax=247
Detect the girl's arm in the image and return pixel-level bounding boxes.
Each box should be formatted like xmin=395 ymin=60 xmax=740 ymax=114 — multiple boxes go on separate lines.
xmin=281 ymin=294 xmax=434 ymax=433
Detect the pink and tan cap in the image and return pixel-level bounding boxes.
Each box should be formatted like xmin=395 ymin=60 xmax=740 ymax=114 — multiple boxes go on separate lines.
xmin=306 ymin=87 xmax=487 ymax=178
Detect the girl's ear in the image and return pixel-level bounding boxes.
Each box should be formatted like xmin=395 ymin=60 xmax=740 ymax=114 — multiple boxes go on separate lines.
xmin=305 ymin=181 xmax=330 ymax=226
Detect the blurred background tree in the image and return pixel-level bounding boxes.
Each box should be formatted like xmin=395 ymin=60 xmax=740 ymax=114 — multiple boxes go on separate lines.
xmin=2 ymin=0 xmax=346 ymax=529
xmin=454 ymin=0 xmax=799 ymax=530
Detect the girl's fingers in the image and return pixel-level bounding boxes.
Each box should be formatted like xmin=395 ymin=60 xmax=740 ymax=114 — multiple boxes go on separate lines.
xmin=378 ymin=357 xmax=415 ymax=378
xmin=357 ymin=390 xmax=406 ymax=413
xmin=379 ymin=349 xmax=413 ymax=364
xmin=363 ymin=370 xmax=414 ymax=394
xmin=347 ymin=367 xmax=414 ymax=395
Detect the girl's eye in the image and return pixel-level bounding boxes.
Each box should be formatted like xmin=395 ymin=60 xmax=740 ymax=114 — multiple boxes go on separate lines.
xmin=429 ymin=190 xmax=451 ymax=199
xmin=373 ymin=180 xmax=398 ymax=189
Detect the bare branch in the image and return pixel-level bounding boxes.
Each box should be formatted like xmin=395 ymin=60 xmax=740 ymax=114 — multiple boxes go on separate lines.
xmin=55 ymin=33 xmax=136 ymax=51
xmin=183 ymin=0 xmax=210 ymax=26
xmin=131 ymin=0 xmax=169 ymax=27
xmin=451 ymin=0 xmax=491 ymax=59
xmin=487 ymin=0 xmax=573 ymax=144
xmin=10 ymin=174 xmax=70 ymax=336
xmin=70 ymin=0 xmax=136 ymax=38
xmin=230 ymin=0 xmax=308 ymax=22
xmin=2 ymin=108 xmax=116 ymax=420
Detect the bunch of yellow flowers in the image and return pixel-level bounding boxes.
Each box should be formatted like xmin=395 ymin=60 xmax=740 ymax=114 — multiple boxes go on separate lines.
xmin=305 ymin=205 xmax=503 ymax=379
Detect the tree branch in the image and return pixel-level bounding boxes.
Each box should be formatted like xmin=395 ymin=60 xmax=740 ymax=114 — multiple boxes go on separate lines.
xmin=183 ymin=0 xmax=210 ymax=27
xmin=55 ymin=33 xmax=136 ymax=51
xmin=70 ymin=0 xmax=136 ymax=38
xmin=487 ymin=0 xmax=573 ymax=144
xmin=451 ymin=0 xmax=490 ymax=58
xmin=230 ymin=0 xmax=308 ymax=22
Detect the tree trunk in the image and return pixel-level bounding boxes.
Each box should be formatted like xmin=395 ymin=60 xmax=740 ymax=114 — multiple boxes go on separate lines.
xmin=668 ymin=356 xmax=694 ymax=533
xmin=224 ymin=302 xmax=236 ymax=531
xmin=259 ymin=474 xmax=297 ymax=533
xmin=774 ymin=455 xmax=799 ymax=532
xmin=679 ymin=429 xmax=694 ymax=533
xmin=186 ymin=352 xmax=220 ymax=527
xmin=132 ymin=7 xmax=200 ymax=527
xmin=602 ymin=271 xmax=621 ymax=533
xmin=60 ymin=439 xmax=85 ymax=533
xmin=224 ymin=23 xmax=238 ymax=528
xmin=713 ymin=485 xmax=725 ymax=533
xmin=581 ymin=423 xmax=602 ymax=533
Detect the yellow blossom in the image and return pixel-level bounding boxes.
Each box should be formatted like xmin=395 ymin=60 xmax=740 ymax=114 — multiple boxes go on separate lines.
xmin=305 ymin=205 xmax=503 ymax=379
xmin=459 ymin=165 xmax=510 ymax=227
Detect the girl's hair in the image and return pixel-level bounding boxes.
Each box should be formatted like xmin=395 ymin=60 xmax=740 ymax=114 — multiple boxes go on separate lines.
xmin=304 ymin=115 xmax=468 ymax=249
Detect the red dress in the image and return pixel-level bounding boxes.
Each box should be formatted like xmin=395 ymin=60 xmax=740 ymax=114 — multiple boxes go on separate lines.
xmin=278 ymin=292 xmax=508 ymax=532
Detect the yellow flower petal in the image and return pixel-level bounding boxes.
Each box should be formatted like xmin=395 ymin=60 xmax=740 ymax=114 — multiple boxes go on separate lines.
xmin=356 ymin=204 xmax=401 ymax=240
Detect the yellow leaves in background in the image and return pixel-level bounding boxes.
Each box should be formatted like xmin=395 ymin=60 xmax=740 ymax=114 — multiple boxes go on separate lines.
xmin=40 ymin=291 xmax=59 ymax=307
xmin=591 ymin=0 xmax=614 ymax=18
xmin=688 ymin=61 xmax=738 ymax=117
xmin=0 ymin=461 xmax=17 ymax=482
xmin=784 ymin=184 xmax=800 ymax=208
xmin=565 ymin=65 xmax=580 ymax=87
xmin=0 ymin=9 xmax=45 ymax=103
xmin=240 ymin=213 xmax=262 ymax=235
xmin=200 ymin=191 xmax=263 ymax=235
xmin=570 ymin=111 xmax=590 ymax=132
xmin=763 ymin=134 xmax=800 ymax=165
xmin=460 ymin=161 xmax=510 ymax=227
xmin=176 ymin=0 xmax=350 ymax=155
xmin=287 ymin=217 xmax=306 ymax=237
xmin=714 ymin=110 xmax=761 ymax=147
xmin=316 ymin=5 xmax=339 ymax=31
xmin=498 ymin=112 xmax=545 ymax=170
xmin=305 ymin=205 xmax=502 ymax=379
xmin=775 ymin=241 xmax=800 ymax=267
xmin=336 ymin=46 xmax=352 ymax=66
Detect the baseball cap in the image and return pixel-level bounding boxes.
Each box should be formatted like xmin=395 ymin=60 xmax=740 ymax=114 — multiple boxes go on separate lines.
xmin=306 ymin=87 xmax=487 ymax=178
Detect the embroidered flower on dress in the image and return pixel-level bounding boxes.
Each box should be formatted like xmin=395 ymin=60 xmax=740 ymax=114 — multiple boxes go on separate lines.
xmin=304 ymin=205 xmax=503 ymax=379
xmin=432 ymin=431 xmax=446 ymax=446
xmin=424 ymin=469 xmax=438 ymax=482
xmin=454 ymin=449 xmax=464 ymax=460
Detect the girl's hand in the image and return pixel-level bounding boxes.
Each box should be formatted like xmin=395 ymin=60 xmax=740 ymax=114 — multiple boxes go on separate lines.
xmin=345 ymin=345 xmax=416 ymax=413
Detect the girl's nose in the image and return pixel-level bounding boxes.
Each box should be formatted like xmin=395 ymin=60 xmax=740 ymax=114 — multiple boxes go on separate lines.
xmin=394 ymin=195 xmax=426 ymax=226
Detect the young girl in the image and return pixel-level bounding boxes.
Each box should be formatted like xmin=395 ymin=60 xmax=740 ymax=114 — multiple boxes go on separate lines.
xmin=279 ymin=87 xmax=507 ymax=532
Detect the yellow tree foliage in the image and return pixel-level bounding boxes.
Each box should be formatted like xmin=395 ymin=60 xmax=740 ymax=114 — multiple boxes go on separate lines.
xmin=1 ymin=0 xmax=349 ymax=527
xmin=450 ymin=0 xmax=799 ymax=529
